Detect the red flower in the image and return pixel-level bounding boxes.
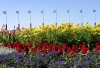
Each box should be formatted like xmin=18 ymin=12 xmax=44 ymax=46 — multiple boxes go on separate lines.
xmin=95 ymin=43 xmax=100 ymax=52
xmin=69 ymin=50 xmax=75 ymax=58
xmin=72 ymin=45 xmax=78 ymax=52
xmin=57 ymin=46 xmax=62 ymax=55
xmin=37 ymin=42 xmax=42 ymax=47
xmin=23 ymin=46 xmax=29 ymax=52
xmin=67 ymin=47 xmax=71 ymax=53
xmin=16 ymin=47 xmax=22 ymax=52
xmin=3 ymin=43 xmax=7 ymax=47
xmin=80 ymin=44 xmax=90 ymax=54
xmin=15 ymin=41 xmax=22 ymax=48
xmin=42 ymin=47 xmax=47 ymax=54
xmin=43 ymin=42 xmax=49 ymax=47
xmin=62 ymin=43 xmax=67 ymax=52
xmin=80 ymin=44 xmax=86 ymax=48
xmin=28 ymin=43 xmax=32 ymax=48
xmin=52 ymin=44 xmax=57 ymax=51
xmin=31 ymin=48 xmax=37 ymax=53
xmin=37 ymin=47 xmax=41 ymax=51
xmin=70 ymin=50 xmax=75 ymax=55
xmin=48 ymin=43 xmax=53 ymax=52
xmin=11 ymin=43 xmax=16 ymax=48
xmin=7 ymin=43 xmax=11 ymax=48
xmin=81 ymin=47 xmax=89 ymax=54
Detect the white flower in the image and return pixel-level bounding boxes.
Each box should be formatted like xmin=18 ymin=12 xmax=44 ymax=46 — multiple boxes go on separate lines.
xmin=0 ymin=46 xmax=16 ymax=54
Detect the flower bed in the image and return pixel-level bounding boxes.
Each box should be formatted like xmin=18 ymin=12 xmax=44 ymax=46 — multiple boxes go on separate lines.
xmin=0 ymin=22 xmax=100 ymax=68
xmin=0 ymin=51 xmax=100 ymax=68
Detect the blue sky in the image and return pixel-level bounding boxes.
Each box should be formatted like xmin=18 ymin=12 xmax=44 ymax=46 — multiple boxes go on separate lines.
xmin=0 ymin=0 xmax=100 ymax=30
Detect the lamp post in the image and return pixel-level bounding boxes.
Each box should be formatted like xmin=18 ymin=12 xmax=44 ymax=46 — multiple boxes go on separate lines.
xmin=41 ymin=10 xmax=44 ymax=26
xmin=16 ymin=10 xmax=20 ymax=29
xmin=28 ymin=10 xmax=32 ymax=28
xmin=67 ymin=10 xmax=70 ymax=23
xmin=53 ymin=10 xmax=57 ymax=26
xmin=3 ymin=11 xmax=7 ymax=30
xmin=80 ymin=10 xmax=83 ymax=26
xmin=93 ymin=10 xmax=96 ymax=26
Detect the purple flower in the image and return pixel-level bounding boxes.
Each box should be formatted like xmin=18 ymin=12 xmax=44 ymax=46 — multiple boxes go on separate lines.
xmin=15 ymin=58 xmax=23 ymax=64
xmin=35 ymin=56 xmax=43 ymax=62
xmin=26 ymin=61 xmax=34 ymax=66
xmin=83 ymin=55 xmax=90 ymax=60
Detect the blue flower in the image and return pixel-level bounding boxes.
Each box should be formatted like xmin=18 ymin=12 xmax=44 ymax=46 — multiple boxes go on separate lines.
xmin=26 ymin=61 xmax=34 ymax=66
xmin=87 ymin=59 xmax=94 ymax=64
xmin=83 ymin=55 xmax=90 ymax=60
xmin=35 ymin=56 xmax=44 ymax=62
xmin=58 ymin=57 xmax=65 ymax=61
xmin=15 ymin=58 xmax=23 ymax=64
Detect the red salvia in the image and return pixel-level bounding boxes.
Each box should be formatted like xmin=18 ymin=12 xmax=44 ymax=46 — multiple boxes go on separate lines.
xmin=43 ymin=42 xmax=49 ymax=47
xmin=22 ymin=45 xmax=29 ymax=52
xmin=16 ymin=47 xmax=22 ymax=52
xmin=52 ymin=44 xmax=57 ymax=51
xmin=81 ymin=46 xmax=90 ymax=54
xmin=31 ymin=48 xmax=37 ymax=53
xmin=3 ymin=43 xmax=7 ymax=47
xmin=11 ymin=43 xmax=16 ymax=48
xmin=72 ymin=44 xmax=78 ymax=52
xmin=57 ymin=46 xmax=63 ymax=55
xmin=62 ymin=43 xmax=67 ymax=51
xmin=41 ymin=46 xmax=47 ymax=54
xmin=28 ymin=43 xmax=32 ymax=48
xmin=37 ymin=47 xmax=41 ymax=51
xmin=37 ymin=42 xmax=42 ymax=47
xmin=95 ymin=44 xmax=100 ymax=52
xmin=67 ymin=47 xmax=71 ymax=53
xmin=7 ymin=43 xmax=11 ymax=48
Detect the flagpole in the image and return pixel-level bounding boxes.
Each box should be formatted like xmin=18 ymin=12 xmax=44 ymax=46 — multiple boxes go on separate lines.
xmin=56 ymin=10 xmax=57 ymax=26
xmin=93 ymin=10 xmax=96 ymax=26
xmin=81 ymin=13 xmax=83 ymax=26
xmin=18 ymin=12 xmax=20 ymax=29
xmin=43 ymin=12 xmax=44 ymax=25
xmin=81 ymin=11 xmax=83 ymax=26
xmin=81 ymin=13 xmax=83 ymax=23
xmin=6 ymin=12 xmax=7 ymax=30
xmin=30 ymin=12 xmax=32 ymax=28
xmin=69 ymin=11 xmax=70 ymax=23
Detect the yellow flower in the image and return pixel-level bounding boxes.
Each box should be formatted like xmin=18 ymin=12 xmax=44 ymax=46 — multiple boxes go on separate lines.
xmin=62 ymin=27 xmax=67 ymax=32
xmin=23 ymin=35 xmax=27 ymax=38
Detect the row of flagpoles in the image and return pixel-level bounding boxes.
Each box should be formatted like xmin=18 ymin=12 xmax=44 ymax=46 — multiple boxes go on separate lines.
xmin=2 ymin=10 xmax=96 ymax=30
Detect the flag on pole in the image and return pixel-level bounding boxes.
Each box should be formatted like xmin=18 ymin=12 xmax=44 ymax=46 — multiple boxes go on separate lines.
xmin=16 ymin=10 xmax=19 ymax=13
xmin=80 ymin=10 xmax=82 ymax=13
xmin=67 ymin=10 xmax=70 ymax=13
xmin=53 ymin=10 xmax=56 ymax=13
xmin=3 ymin=11 xmax=6 ymax=14
xmin=41 ymin=10 xmax=44 ymax=13
xmin=28 ymin=10 xmax=31 ymax=13
xmin=93 ymin=10 xmax=96 ymax=12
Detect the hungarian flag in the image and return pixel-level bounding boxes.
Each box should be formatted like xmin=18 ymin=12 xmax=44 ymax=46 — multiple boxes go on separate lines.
xmin=80 ymin=10 xmax=82 ymax=13
xmin=3 ymin=11 xmax=6 ymax=14
xmin=67 ymin=10 xmax=70 ymax=13
xmin=16 ymin=10 xmax=19 ymax=13
xmin=28 ymin=10 xmax=31 ymax=13
xmin=93 ymin=10 xmax=96 ymax=12
xmin=41 ymin=10 xmax=44 ymax=13
xmin=53 ymin=10 xmax=56 ymax=13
